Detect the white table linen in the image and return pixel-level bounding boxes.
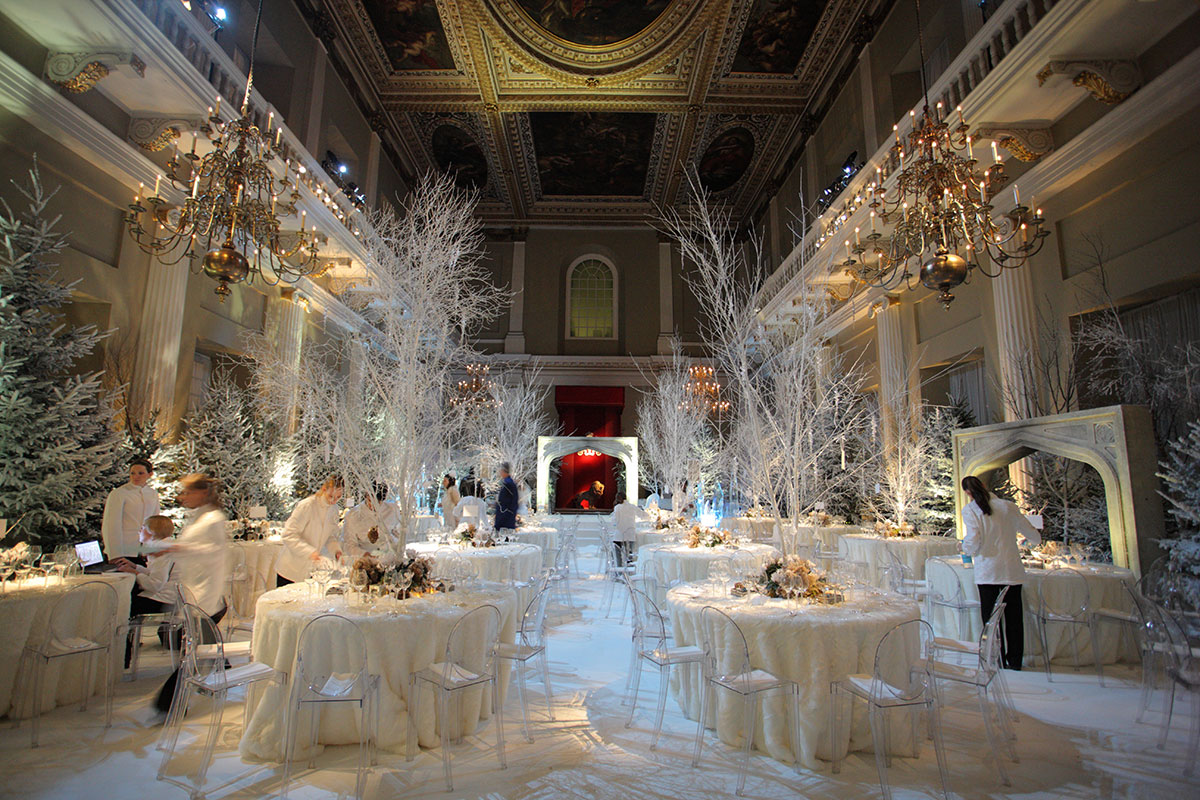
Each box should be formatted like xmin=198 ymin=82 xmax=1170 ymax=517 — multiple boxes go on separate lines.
xmin=414 ymin=514 xmax=442 ymax=537
xmin=639 ymin=543 xmax=779 ymax=604
xmin=406 ymin=542 xmax=542 ymax=586
xmin=510 ymin=526 xmax=559 ymax=567
xmin=0 ymin=573 xmax=134 ymax=719
xmin=726 ymin=517 xmax=777 ymax=544
xmin=775 ymin=524 xmax=863 ymax=555
xmin=839 ymin=533 xmax=960 ymax=587
xmin=666 ymin=584 xmax=921 ymax=768
xmin=924 ymin=555 xmax=1137 ymax=664
xmin=240 ymin=581 xmax=518 ymax=761
xmin=229 ymin=539 xmax=282 ymax=615
xmin=635 ymin=526 xmax=679 ymax=551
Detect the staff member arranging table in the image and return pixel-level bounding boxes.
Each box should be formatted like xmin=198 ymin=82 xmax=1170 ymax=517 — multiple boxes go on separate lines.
xmin=342 ymin=482 xmax=400 ymax=556
xmin=960 ymin=474 xmax=1041 ymax=670
xmin=277 ymin=476 xmax=344 ymax=586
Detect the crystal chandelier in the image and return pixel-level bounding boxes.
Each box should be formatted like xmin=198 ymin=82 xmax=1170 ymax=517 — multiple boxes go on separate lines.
xmin=681 ymin=365 xmax=730 ymax=417
xmin=838 ymin=0 xmax=1048 ymax=309
xmin=124 ymin=0 xmax=321 ymax=301
xmin=451 ymin=363 xmax=497 ymax=409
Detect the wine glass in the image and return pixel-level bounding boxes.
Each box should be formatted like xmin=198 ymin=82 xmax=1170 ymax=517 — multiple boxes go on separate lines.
xmin=350 ymin=568 xmax=370 ymax=607
xmin=708 ymin=559 xmax=733 ymax=597
xmin=311 ymin=563 xmax=332 ymax=599
xmin=396 ymin=570 xmax=413 ymax=600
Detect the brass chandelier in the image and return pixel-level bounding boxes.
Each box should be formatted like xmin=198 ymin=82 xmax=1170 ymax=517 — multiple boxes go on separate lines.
xmin=838 ymin=0 xmax=1048 ymax=308
xmin=451 ymin=363 xmax=498 ymax=409
xmin=124 ymin=0 xmax=321 ymax=301
xmin=681 ymin=365 xmax=730 ymax=417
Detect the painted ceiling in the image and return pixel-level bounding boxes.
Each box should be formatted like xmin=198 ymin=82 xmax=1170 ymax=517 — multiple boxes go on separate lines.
xmin=322 ymin=0 xmax=880 ymax=226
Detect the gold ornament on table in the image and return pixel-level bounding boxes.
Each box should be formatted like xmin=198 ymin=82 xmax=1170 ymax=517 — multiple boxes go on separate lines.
xmin=123 ymin=0 xmax=321 ymax=301
xmin=834 ymin=0 xmax=1048 ymax=309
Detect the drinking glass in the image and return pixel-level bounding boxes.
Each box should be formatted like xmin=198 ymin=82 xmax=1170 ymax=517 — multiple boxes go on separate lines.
xmin=350 ymin=569 xmax=370 ymax=607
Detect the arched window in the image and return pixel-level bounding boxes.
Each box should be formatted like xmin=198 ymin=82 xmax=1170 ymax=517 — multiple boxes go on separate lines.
xmin=567 ymin=256 xmax=616 ymax=339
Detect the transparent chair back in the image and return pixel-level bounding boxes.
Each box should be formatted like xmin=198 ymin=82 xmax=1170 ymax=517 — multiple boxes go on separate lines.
xmin=443 ymin=603 xmax=502 ymax=686
xmin=697 ymin=605 xmax=753 ymax=690
xmin=1039 ymin=568 xmax=1091 ymax=619
xmin=730 ymin=551 xmax=759 ymax=584
xmin=871 ymin=619 xmax=934 ymax=705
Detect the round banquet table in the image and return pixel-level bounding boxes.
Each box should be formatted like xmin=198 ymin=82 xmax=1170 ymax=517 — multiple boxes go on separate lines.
xmin=924 ymin=555 xmax=1137 ymax=664
xmin=240 ymin=581 xmax=519 ymax=761
xmin=406 ymin=541 xmax=543 ymax=586
xmin=229 ymin=539 xmax=283 ymax=616
xmin=509 ymin=525 xmax=559 ymax=568
xmin=0 ymin=573 xmax=134 ymax=719
xmin=635 ymin=525 xmax=680 ymax=551
xmin=666 ymin=584 xmax=922 ymax=768
xmin=726 ymin=517 xmax=777 ymax=545
xmin=639 ymin=543 xmax=779 ymax=604
xmin=775 ymin=524 xmax=864 ymax=555
xmin=839 ymin=533 xmax=960 ymax=588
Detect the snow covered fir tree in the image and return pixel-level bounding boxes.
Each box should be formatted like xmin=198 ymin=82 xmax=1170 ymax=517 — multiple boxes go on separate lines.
xmin=0 ymin=163 xmax=122 ymax=546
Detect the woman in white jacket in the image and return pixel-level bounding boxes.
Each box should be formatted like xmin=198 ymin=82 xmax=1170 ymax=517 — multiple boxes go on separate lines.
xmin=960 ymin=474 xmax=1041 ymax=670
xmin=277 ymin=476 xmax=344 ymax=586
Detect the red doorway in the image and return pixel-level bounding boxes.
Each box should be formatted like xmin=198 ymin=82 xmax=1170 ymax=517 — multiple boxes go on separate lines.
xmin=554 ymin=386 xmax=624 ymax=511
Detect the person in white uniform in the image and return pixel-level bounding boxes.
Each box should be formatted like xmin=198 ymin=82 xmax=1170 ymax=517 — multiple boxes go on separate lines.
xmin=153 ymin=473 xmax=231 ymax=713
xmin=277 ymin=475 xmax=344 ymax=586
xmin=438 ymin=474 xmax=461 ymax=530
xmin=960 ymin=474 xmax=1041 ymax=670
xmin=114 ymin=514 xmax=177 ymax=667
xmin=609 ymin=497 xmax=645 ymax=567
xmin=100 ymin=458 xmax=161 ymax=559
xmin=342 ymin=482 xmax=401 ymax=556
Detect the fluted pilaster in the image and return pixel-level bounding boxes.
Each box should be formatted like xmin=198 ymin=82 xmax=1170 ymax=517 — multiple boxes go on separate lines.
xmin=991 ymin=265 xmax=1040 ymax=496
xmin=132 ymin=261 xmax=189 ymax=431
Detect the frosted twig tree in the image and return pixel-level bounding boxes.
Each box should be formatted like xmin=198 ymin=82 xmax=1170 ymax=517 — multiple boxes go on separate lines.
xmin=340 ymin=173 xmax=507 ymax=545
xmin=658 ymin=174 xmax=873 ymax=538
xmin=475 ymin=368 xmax=555 ymax=491
xmin=635 ymin=344 xmax=708 ymax=508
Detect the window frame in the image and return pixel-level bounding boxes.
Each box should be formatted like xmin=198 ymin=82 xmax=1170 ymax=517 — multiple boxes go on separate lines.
xmin=564 ymin=254 xmax=618 ymax=341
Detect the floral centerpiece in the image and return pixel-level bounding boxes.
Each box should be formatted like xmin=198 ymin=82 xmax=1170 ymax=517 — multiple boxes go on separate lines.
xmin=873 ymin=519 xmax=918 ymax=538
xmin=351 ymin=548 xmax=437 ymax=598
xmin=804 ymin=510 xmax=835 ymax=526
xmin=456 ymin=523 xmax=497 ymax=548
xmin=1 ymin=541 xmax=32 ymax=566
xmin=739 ymin=555 xmax=842 ymax=603
xmin=684 ymin=525 xmax=733 ymax=548
xmin=655 ymin=514 xmax=690 ymax=531
xmin=743 ymin=506 xmax=770 ymax=518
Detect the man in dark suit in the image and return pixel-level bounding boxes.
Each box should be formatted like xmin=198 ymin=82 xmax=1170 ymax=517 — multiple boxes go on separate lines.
xmin=494 ymin=462 xmax=519 ymax=534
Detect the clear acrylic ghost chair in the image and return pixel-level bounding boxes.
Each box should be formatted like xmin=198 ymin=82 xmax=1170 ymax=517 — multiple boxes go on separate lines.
xmin=602 ymin=535 xmax=636 ymax=619
xmin=407 ymin=604 xmax=506 ymax=792
xmin=126 ymin=566 xmax=184 ymax=680
xmin=932 ymin=585 xmax=1019 ymax=732
xmin=883 ymin=545 xmax=928 ymax=600
xmin=496 ymin=585 xmax=555 ymax=742
xmin=691 ymin=606 xmax=801 ymax=796
xmin=831 ymin=618 xmax=949 ymax=800
xmin=548 ymin=542 xmax=575 ymax=609
xmin=281 ymin=614 xmax=380 ymax=800
xmin=223 ymin=545 xmax=254 ymax=640
xmin=560 ymin=515 xmax=581 ymax=576
xmin=12 ymin=580 xmax=120 ymax=747
xmin=1128 ymin=581 xmax=1181 ymax=723
xmin=925 ymin=558 xmax=981 ymax=640
xmin=930 ymin=590 xmax=1018 ymax=786
xmin=1151 ymin=603 xmax=1200 ymax=776
xmin=157 ymin=603 xmax=282 ymax=799
xmin=506 ymin=544 xmax=544 ymax=594
xmin=625 ymin=587 xmax=702 ymax=750
xmin=1091 ymin=580 xmax=1143 ymax=687
xmin=1032 ymin=568 xmax=1096 ymax=681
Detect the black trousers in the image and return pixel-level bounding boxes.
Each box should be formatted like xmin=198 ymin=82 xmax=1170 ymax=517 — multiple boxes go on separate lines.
xmin=154 ymin=604 xmax=227 ymax=712
xmin=978 ymin=583 xmax=1024 ymax=670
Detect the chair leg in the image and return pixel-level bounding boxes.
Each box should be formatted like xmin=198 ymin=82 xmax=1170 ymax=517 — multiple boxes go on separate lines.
xmin=539 ymin=649 xmax=554 ymax=721
xmin=158 ymin=685 xmax=193 ymax=778
xmin=928 ymin=702 xmax=952 ymax=800
xmin=977 ymin=686 xmax=1011 ymax=786
xmin=1092 ymin=617 xmax=1106 ymax=687
xmin=406 ymin=677 xmax=419 ymax=762
xmin=102 ymin=645 xmax=114 ymax=729
xmin=281 ymin=699 xmax=298 ymax=799
xmin=691 ymin=679 xmax=711 ymax=767
xmin=194 ymin=692 xmax=226 ymax=792
xmin=493 ymin=676 xmax=506 ymax=770
xmin=790 ymin=684 xmax=801 ymax=773
xmin=356 ymin=699 xmax=369 ymax=800
xmin=1185 ymin=686 xmax=1199 ymax=778
xmin=1038 ymin=617 xmax=1053 ymax=682
xmin=830 ymin=685 xmax=842 ymax=775
xmin=439 ymin=688 xmax=452 ymax=792
xmin=1137 ymin=648 xmax=1158 ymax=724
xmin=735 ymin=693 xmax=755 ymax=796
xmin=1159 ymin=681 xmax=1179 ymax=749
xmin=516 ymin=658 xmax=532 ymax=743
xmin=29 ymin=655 xmax=44 ymax=748
xmin=870 ymin=706 xmax=893 ymax=800
xmin=626 ymin=654 xmax=644 ymax=728
xmin=651 ymin=662 xmax=670 ymax=751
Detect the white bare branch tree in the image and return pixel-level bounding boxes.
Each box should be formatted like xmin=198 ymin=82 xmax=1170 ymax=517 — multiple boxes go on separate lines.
xmin=635 ymin=343 xmax=709 ymax=507
xmin=476 ymin=367 xmax=557 ymax=491
xmin=659 ymin=175 xmax=874 ymax=537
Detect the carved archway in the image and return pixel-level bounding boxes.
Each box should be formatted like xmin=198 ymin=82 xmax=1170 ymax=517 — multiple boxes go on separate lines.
xmin=537 ymin=436 xmax=639 ymax=511
xmin=952 ymin=405 xmax=1164 ymax=576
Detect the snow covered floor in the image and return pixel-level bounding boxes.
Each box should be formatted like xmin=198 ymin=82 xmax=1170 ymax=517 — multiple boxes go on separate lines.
xmin=0 ymin=548 xmax=1195 ymax=800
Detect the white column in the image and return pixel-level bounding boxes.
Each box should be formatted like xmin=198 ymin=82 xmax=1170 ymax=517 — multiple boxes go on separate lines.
xmin=303 ymin=47 xmax=327 ymax=156
xmin=656 ymin=240 xmax=675 ymax=354
xmin=874 ymin=298 xmax=908 ymax=447
xmin=992 ymin=266 xmax=1040 ymax=496
xmin=269 ymin=292 xmax=306 ymax=427
xmin=132 ymin=261 xmax=189 ymax=433
xmin=364 ymin=132 xmax=381 ymax=209
xmin=504 ymin=240 xmax=527 ymax=353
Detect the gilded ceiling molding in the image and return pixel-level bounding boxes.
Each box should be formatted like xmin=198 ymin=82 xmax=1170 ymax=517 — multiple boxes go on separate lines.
xmin=972 ymin=123 xmax=1054 ymax=163
xmin=127 ymin=116 xmax=205 ymax=152
xmin=471 ymin=0 xmax=726 ymax=85
xmin=1036 ymin=59 xmax=1141 ymax=105
xmin=45 ymin=50 xmax=145 ymax=93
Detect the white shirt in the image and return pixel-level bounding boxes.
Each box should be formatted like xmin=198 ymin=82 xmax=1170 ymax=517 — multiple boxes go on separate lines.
xmin=134 ymin=552 xmax=177 ymax=604
xmin=455 ymin=496 xmax=487 ymax=525
xmin=341 ymin=500 xmax=401 ymax=557
xmin=277 ymin=494 xmax=341 ymax=582
xmin=961 ymin=497 xmax=1042 ymax=585
xmin=173 ymin=506 xmax=230 ymax=616
xmin=100 ymin=483 xmax=160 ymax=558
xmin=610 ymin=502 xmax=645 ymax=542
xmin=440 ymin=485 xmax=461 ymax=530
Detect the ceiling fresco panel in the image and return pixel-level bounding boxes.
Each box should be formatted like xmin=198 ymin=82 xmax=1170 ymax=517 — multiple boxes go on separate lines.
xmin=512 ymin=0 xmax=675 ymax=46
xmin=361 ymin=0 xmax=457 ymax=70
xmin=529 ymin=112 xmax=657 ymax=197
xmin=698 ymin=126 xmax=755 ymax=192
xmin=732 ymin=0 xmax=829 ymax=74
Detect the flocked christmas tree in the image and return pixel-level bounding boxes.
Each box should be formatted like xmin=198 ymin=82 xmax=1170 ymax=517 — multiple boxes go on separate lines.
xmin=917 ymin=396 xmax=977 ymax=535
xmin=1158 ymin=421 xmax=1200 ymax=605
xmin=0 ymin=161 xmax=123 ymax=545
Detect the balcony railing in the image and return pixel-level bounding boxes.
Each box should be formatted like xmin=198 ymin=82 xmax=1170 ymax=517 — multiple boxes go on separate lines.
xmin=757 ymin=0 xmax=1062 ymax=313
